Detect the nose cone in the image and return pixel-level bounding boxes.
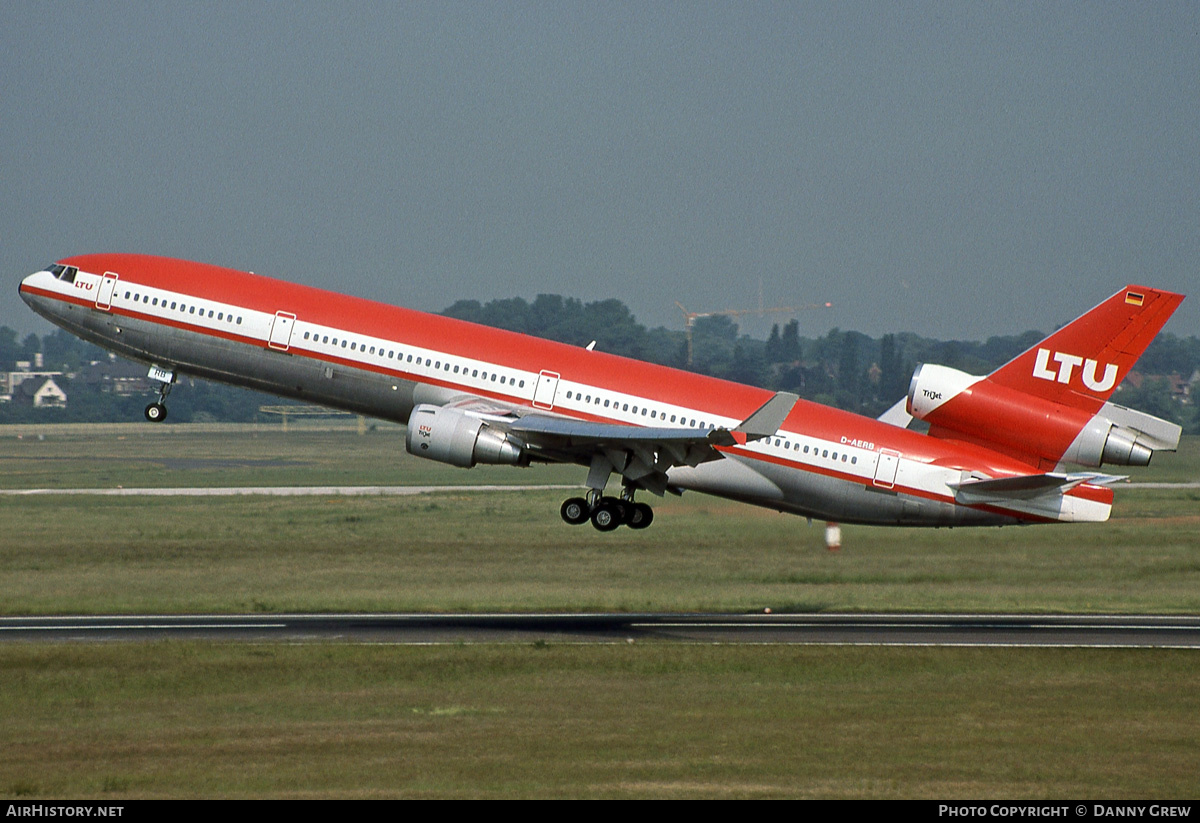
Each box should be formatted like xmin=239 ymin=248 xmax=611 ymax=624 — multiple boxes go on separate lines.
xmin=19 ymin=269 xmax=55 ymax=317
xmin=19 ymin=271 xmax=38 ymax=305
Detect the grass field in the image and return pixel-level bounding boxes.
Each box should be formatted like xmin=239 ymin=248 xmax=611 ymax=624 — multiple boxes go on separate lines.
xmin=1 ymin=426 xmax=1197 ymax=798
xmin=0 ymin=428 xmax=1196 ymax=615
xmin=3 ymin=644 xmax=1198 ymax=799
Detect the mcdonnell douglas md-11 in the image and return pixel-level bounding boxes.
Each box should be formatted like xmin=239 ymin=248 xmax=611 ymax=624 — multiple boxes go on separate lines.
xmin=19 ymin=255 xmax=1184 ymax=536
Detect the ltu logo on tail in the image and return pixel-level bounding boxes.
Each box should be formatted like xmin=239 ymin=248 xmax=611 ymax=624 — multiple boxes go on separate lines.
xmin=1032 ymin=348 xmax=1117 ymax=392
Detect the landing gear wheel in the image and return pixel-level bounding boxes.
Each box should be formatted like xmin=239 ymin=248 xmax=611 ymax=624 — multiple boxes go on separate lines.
xmin=144 ymin=402 xmax=167 ymax=422
xmin=560 ymin=497 xmax=590 ymax=525
xmin=600 ymin=496 xmax=627 ymax=523
xmin=590 ymin=501 xmax=622 ymax=532
xmin=626 ymin=502 xmax=654 ymax=530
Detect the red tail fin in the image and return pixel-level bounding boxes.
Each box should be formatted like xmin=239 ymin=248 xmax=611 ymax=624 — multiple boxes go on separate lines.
xmin=988 ymin=285 xmax=1184 ymax=412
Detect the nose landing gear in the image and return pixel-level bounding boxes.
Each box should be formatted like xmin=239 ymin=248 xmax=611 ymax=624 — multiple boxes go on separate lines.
xmin=143 ymin=367 xmax=175 ymax=423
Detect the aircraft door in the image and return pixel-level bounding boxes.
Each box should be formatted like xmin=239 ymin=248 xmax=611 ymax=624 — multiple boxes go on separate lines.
xmin=873 ymin=448 xmax=900 ymax=489
xmin=533 ymin=370 xmax=560 ymax=409
xmin=95 ymin=272 xmax=118 ymax=311
xmin=268 ymin=311 xmax=296 ymax=351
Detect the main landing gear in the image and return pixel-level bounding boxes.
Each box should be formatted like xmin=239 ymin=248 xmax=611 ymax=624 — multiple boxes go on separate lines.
xmin=144 ymin=367 xmax=175 ymax=423
xmin=560 ymin=488 xmax=654 ymax=532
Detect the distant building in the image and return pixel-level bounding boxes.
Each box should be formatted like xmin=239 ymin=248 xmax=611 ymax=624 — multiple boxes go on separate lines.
xmin=80 ymin=359 xmax=151 ymax=396
xmin=2 ymin=361 xmax=66 ymax=405
xmin=14 ymin=376 xmax=67 ymax=408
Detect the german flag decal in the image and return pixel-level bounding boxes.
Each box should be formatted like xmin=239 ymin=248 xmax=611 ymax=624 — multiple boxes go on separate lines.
xmin=1125 ymin=291 xmax=1145 ymax=306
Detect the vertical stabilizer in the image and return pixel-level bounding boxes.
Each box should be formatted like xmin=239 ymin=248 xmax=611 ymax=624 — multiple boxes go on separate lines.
xmin=988 ymin=285 xmax=1184 ymax=412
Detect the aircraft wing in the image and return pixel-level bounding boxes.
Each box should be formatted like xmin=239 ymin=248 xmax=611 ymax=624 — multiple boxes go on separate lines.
xmin=501 ymin=391 xmax=799 ymax=496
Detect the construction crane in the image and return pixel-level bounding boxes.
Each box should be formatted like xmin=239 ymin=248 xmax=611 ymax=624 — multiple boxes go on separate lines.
xmin=675 ymin=299 xmax=832 ymax=367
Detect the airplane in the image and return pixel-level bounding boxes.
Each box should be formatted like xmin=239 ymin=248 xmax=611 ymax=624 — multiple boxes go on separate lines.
xmin=18 ymin=254 xmax=1184 ymax=538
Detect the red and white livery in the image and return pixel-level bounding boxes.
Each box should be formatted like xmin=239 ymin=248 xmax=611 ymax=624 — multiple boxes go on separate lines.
xmin=19 ymin=255 xmax=1184 ymax=533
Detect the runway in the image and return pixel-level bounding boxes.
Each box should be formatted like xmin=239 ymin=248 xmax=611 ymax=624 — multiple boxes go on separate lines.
xmin=3 ymin=613 xmax=1199 ymax=647
xmin=1 ymin=482 xmax=1194 ymax=496
xmin=0 ymin=484 xmax=578 ymax=496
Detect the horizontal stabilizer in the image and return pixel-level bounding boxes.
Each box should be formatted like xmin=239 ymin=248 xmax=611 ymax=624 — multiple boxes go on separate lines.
xmin=949 ymin=472 xmax=1126 ymax=503
xmin=876 ymin=398 xmax=914 ymax=429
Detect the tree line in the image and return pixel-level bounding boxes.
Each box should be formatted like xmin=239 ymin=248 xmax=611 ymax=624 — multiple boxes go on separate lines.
xmin=3 ymin=297 xmax=1198 ymax=432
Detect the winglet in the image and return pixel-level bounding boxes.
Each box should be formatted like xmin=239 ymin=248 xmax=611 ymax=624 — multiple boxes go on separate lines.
xmin=733 ymin=392 xmax=799 ymax=441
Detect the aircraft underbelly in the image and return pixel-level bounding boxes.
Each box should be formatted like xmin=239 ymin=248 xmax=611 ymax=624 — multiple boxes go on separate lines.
xmin=43 ymin=303 xmax=421 ymax=423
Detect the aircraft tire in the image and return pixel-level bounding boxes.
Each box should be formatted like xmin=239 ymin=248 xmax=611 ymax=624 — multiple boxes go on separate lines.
xmin=144 ymin=402 xmax=167 ymax=423
xmin=600 ymin=496 xmax=627 ymax=521
xmin=560 ymin=497 xmax=590 ymax=525
xmin=590 ymin=501 xmax=622 ymax=532
xmin=626 ymin=502 xmax=654 ymax=530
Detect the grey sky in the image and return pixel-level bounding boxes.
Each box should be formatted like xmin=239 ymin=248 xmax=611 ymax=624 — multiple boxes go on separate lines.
xmin=3 ymin=2 xmax=1197 ymax=343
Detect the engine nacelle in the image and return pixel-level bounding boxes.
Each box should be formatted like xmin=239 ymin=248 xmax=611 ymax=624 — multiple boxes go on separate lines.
xmin=405 ymin=404 xmax=527 ymax=468
xmin=906 ymin=364 xmax=1171 ymax=468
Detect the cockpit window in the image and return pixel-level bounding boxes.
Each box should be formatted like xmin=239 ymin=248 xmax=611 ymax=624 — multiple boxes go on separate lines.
xmin=46 ymin=264 xmax=78 ymax=283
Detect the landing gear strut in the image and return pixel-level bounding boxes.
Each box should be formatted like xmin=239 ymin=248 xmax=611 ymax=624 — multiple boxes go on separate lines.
xmin=144 ymin=369 xmax=174 ymax=423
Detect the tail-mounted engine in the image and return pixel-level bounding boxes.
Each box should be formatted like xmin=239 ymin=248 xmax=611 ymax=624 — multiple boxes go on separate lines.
xmin=906 ymin=364 xmax=1179 ymax=468
xmin=405 ymin=404 xmax=528 ymax=468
